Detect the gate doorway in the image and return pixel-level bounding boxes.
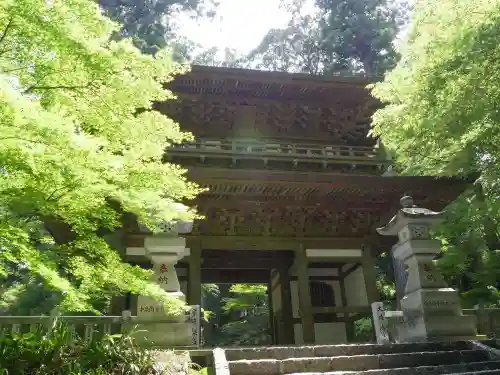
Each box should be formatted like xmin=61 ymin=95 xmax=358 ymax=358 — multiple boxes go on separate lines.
xmin=201 ymin=283 xmax=272 ymax=346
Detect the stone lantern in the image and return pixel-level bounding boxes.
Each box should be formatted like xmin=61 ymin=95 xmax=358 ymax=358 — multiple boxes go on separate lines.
xmin=376 ymin=196 xmax=480 ymax=342
xmin=127 ymin=205 xmax=197 ymax=346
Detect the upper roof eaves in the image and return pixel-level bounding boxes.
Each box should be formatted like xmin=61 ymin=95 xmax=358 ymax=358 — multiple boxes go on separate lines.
xmin=185 ymin=65 xmax=381 ymax=87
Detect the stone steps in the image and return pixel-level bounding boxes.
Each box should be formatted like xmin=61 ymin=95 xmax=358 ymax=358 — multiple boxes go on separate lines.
xmin=224 ymin=342 xmax=474 ymax=361
xmin=220 ymin=341 xmax=500 ymax=375
xmin=228 ymin=350 xmax=489 ymax=375
xmin=287 ymin=360 xmax=500 ymax=375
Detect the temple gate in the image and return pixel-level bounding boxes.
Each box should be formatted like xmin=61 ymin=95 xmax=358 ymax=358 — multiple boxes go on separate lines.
xmin=119 ymin=66 xmax=472 ymax=345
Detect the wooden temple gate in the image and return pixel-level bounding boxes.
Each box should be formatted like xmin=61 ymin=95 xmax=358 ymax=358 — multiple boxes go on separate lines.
xmin=122 ymin=66 xmax=472 ymax=345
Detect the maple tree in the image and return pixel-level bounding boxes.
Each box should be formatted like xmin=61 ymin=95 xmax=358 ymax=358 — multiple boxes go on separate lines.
xmin=371 ymin=0 xmax=500 ymax=306
xmin=0 ymin=0 xmax=202 ymax=313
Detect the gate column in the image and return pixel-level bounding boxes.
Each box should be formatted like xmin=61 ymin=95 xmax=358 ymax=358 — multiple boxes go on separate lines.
xmin=188 ymin=241 xmax=202 ymax=307
xmin=278 ymin=262 xmax=295 ymax=344
xmin=295 ymin=244 xmax=315 ymax=343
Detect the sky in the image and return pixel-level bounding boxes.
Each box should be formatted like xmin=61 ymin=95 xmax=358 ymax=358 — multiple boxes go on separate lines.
xmin=174 ymin=0 xmax=410 ymax=59
xmin=175 ymin=0 xmax=316 ymax=55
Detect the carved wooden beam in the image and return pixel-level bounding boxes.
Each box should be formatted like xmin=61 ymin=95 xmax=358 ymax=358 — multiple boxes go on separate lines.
xmin=201 ymin=269 xmax=270 ymax=283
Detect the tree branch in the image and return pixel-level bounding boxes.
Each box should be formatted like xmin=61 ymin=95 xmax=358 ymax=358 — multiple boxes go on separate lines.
xmin=47 ymin=183 xmax=82 ymax=202
xmin=474 ymin=182 xmax=500 ymax=252
xmin=2 ymin=65 xmax=33 ymax=73
xmin=24 ymin=84 xmax=90 ymax=94
xmin=0 ymin=136 xmax=63 ymax=150
xmin=21 ymin=66 xmax=85 ymax=94
xmin=407 ymin=149 xmax=453 ymax=165
xmin=0 ymin=18 xmax=13 ymax=45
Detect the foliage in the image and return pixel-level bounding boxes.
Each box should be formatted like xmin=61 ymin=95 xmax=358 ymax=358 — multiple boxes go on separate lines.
xmin=192 ymin=47 xmax=247 ymax=68
xmin=99 ymin=0 xmax=218 ymax=55
xmin=201 ymin=283 xmax=219 ymax=298
xmin=0 ymin=277 xmax=65 ymax=315
xmin=0 ymin=0 xmax=203 ymax=313
xmin=247 ymin=12 xmax=327 ymax=73
xmin=371 ymin=0 xmax=500 ymax=176
xmin=248 ymin=0 xmax=407 ymax=75
xmin=204 ymin=284 xmax=271 ymax=346
xmin=221 ymin=284 xmax=268 ymax=313
xmin=353 ymin=317 xmax=374 ymax=342
xmin=218 ymin=316 xmax=270 ymax=346
xmin=316 ymin=0 xmax=406 ymax=75
xmin=0 ymin=323 xmax=189 ymax=375
xmin=371 ymin=0 xmax=500 ymax=305
xmin=200 ymin=284 xmax=219 ymax=321
xmin=217 ymin=284 xmax=270 ymax=346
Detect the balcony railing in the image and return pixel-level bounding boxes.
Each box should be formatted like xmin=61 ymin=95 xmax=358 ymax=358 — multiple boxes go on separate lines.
xmin=168 ymin=138 xmax=389 ymax=166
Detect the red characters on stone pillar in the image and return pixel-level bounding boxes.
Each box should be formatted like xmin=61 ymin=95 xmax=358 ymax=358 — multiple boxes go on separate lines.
xmin=160 ymin=264 xmax=167 ymax=273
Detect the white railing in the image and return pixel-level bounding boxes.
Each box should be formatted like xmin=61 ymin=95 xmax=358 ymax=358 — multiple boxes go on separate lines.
xmin=0 ymin=305 xmax=202 ymax=348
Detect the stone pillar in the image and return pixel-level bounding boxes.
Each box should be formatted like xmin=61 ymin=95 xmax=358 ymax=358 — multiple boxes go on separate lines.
xmin=371 ymin=302 xmax=391 ymax=344
xmin=134 ymin=235 xmax=194 ymax=346
xmin=377 ymin=195 xmax=480 ymax=342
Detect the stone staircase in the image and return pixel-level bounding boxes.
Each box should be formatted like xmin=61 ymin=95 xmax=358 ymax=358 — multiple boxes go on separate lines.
xmin=216 ymin=341 xmax=500 ymax=375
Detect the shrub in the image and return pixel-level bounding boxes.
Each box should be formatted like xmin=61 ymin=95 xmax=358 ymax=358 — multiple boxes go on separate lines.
xmin=0 ymin=323 xmax=187 ymax=375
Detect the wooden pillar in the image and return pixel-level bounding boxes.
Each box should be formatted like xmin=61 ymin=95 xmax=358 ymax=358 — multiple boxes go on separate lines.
xmin=267 ymin=276 xmax=275 ymax=345
xmin=362 ymin=245 xmax=379 ymax=304
xmin=278 ymin=263 xmax=295 ymax=344
xmin=339 ymin=266 xmax=354 ymax=342
xmin=125 ymin=292 xmax=132 ymax=310
xmin=188 ymin=245 xmax=202 ymax=306
xmin=362 ymin=244 xmax=379 ymax=342
xmin=110 ymin=295 xmax=124 ymax=315
xmin=295 ymin=245 xmax=315 ymax=343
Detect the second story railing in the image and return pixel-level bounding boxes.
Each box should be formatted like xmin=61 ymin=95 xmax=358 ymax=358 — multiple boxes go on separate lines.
xmin=168 ymin=138 xmax=389 ymax=166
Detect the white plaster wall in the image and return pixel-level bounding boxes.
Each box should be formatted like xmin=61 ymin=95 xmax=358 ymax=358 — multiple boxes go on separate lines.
xmin=344 ymin=265 xmax=368 ymax=306
xmin=293 ymin=323 xmax=347 ymax=344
